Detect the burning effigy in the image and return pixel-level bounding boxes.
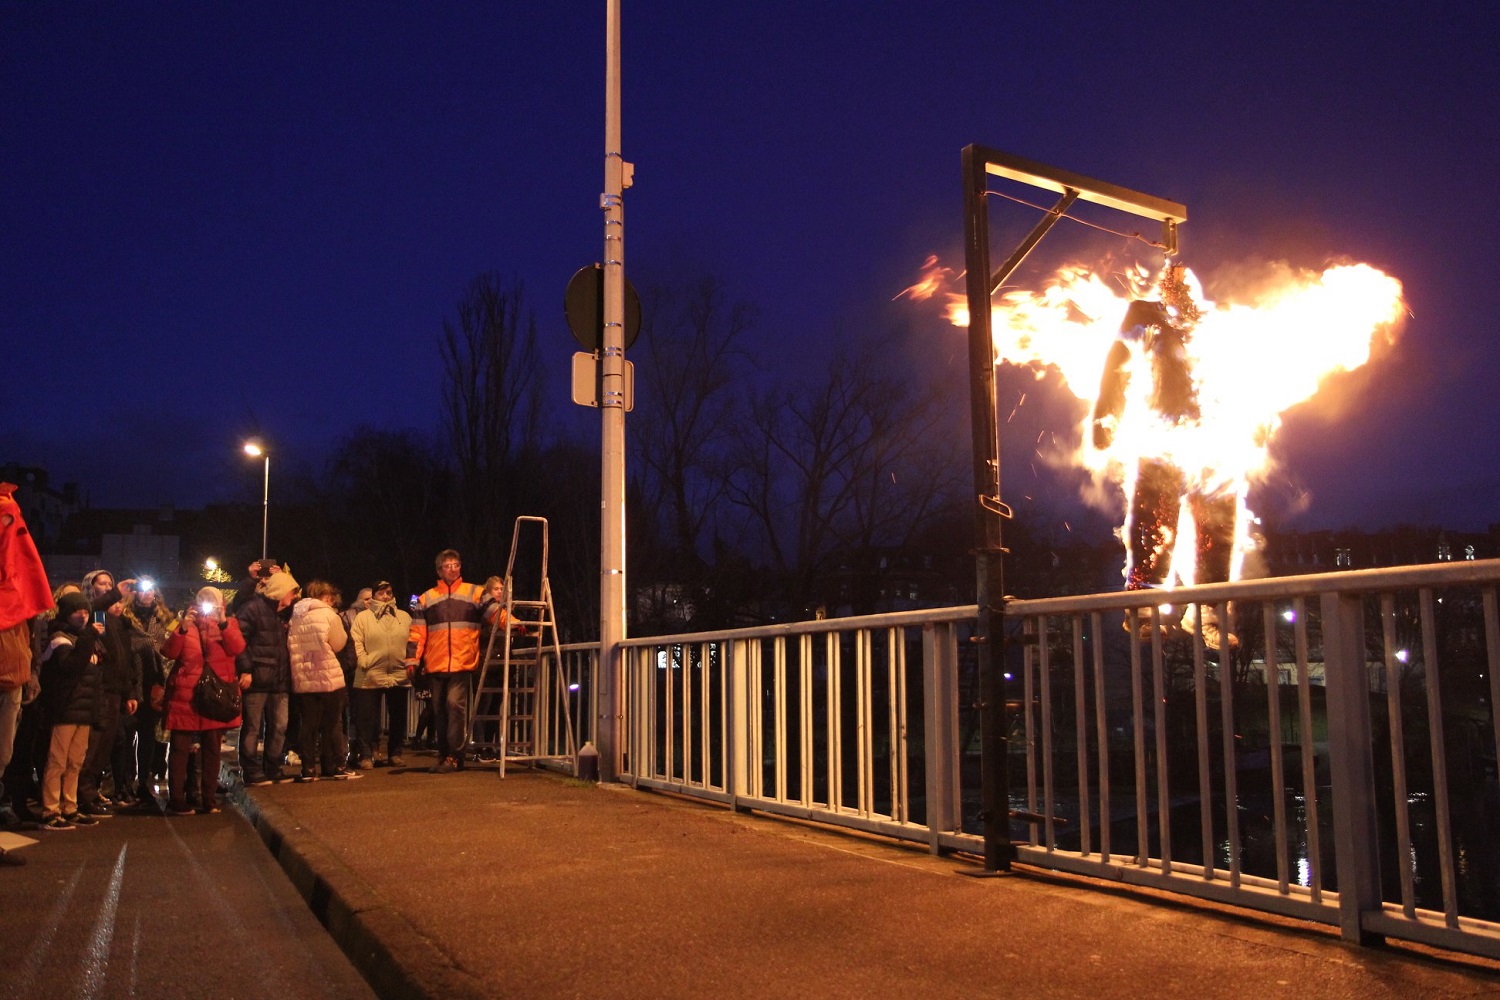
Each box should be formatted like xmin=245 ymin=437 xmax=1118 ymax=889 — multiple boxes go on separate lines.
xmin=903 ymin=255 xmax=1406 ymax=644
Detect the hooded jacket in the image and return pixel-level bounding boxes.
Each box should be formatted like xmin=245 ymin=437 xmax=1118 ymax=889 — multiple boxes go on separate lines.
xmin=41 ymin=614 xmax=104 ymax=727
xmin=80 ymin=570 xmax=142 ymax=702
xmin=288 ymin=597 xmax=347 ymax=694
xmin=235 ymin=592 xmax=293 ymax=693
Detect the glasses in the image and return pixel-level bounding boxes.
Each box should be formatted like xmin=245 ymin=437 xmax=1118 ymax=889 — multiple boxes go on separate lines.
xmin=441 ymin=562 xmax=461 ymax=570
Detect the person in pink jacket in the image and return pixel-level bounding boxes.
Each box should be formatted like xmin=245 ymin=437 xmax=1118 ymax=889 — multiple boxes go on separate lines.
xmin=161 ymin=587 xmax=245 ymax=815
xmin=287 ymin=580 xmax=357 ymax=782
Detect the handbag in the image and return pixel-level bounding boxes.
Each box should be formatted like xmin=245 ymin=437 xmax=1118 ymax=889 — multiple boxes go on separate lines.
xmin=191 ymin=625 xmax=241 ymax=722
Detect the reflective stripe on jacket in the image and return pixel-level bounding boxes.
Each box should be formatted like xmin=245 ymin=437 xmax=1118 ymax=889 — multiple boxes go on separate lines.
xmin=408 ymin=580 xmax=488 ymax=674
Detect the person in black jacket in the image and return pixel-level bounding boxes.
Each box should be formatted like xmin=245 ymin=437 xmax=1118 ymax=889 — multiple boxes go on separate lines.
xmin=118 ymin=584 xmax=176 ymax=805
xmin=38 ymin=592 xmax=104 ymax=830
xmin=76 ymin=569 xmax=141 ymax=815
xmin=232 ymin=562 xmax=299 ymax=786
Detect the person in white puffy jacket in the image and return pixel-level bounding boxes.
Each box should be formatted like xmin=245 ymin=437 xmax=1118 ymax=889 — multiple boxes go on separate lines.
xmin=287 ymin=580 xmax=358 ymax=782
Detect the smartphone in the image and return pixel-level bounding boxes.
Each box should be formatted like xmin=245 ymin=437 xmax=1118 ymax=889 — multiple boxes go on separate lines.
xmin=92 ymin=611 xmax=106 ymax=626
xmin=138 ymin=577 xmax=155 ymax=593
xmin=199 ymin=601 xmax=216 ymax=616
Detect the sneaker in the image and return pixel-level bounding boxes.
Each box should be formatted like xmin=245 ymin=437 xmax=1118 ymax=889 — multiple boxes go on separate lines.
xmin=326 ymin=769 xmax=363 ymax=781
xmin=246 ymin=777 xmax=273 ymax=787
xmin=80 ymin=799 xmax=115 ymax=817
xmin=39 ymin=815 xmax=75 ymax=831
xmin=199 ymin=806 xmax=222 ymax=815
xmin=168 ymin=803 xmax=196 ymax=816
xmin=387 ymin=755 xmax=406 ymax=768
xmin=63 ymin=812 xmax=98 ymax=827
xmin=358 ymin=758 xmax=374 ymax=771
xmin=431 ymin=757 xmax=455 ymax=774
xmin=295 ymin=773 xmax=318 ymax=784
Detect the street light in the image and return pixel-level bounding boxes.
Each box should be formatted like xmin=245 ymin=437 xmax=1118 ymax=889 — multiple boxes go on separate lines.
xmin=243 ymin=440 xmax=270 ymax=561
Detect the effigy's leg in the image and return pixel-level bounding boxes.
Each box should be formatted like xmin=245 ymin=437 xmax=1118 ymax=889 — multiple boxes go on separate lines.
xmin=1189 ymin=490 xmax=1239 ymax=649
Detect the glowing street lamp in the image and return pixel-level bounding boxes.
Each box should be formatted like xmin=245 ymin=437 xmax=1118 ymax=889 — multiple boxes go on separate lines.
xmin=243 ymin=440 xmax=270 ymax=561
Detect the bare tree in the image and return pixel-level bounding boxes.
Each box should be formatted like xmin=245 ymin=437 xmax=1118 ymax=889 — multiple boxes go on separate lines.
xmin=439 ymin=273 xmax=545 ymax=572
xmin=727 ymin=349 xmax=965 ymax=616
xmin=322 ymin=426 xmax=449 ymax=597
xmin=632 ymin=276 xmax=754 ymax=565
xmin=628 ymin=275 xmax=755 ymax=630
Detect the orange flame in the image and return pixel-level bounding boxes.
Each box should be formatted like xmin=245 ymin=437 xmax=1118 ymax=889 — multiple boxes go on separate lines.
xmin=915 ymin=258 xmax=1406 ymax=585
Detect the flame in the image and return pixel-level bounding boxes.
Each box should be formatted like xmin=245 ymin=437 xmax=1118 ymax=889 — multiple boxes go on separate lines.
xmin=916 ymin=258 xmax=1406 ymax=587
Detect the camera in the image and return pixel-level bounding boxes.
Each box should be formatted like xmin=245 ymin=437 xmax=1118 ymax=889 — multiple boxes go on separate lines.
xmin=138 ymin=577 xmax=155 ymax=593
xmin=199 ymin=601 xmax=216 ymax=616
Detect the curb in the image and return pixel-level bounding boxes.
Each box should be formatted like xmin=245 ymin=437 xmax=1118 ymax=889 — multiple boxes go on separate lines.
xmin=235 ymin=790 xmax=491 ymax=1000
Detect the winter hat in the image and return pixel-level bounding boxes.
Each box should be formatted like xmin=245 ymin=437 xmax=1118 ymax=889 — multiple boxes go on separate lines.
xmin=372 ymin=580 xmax=393 ymax=595
xmin=56 ymin=592 xmax=90 ymax=620
xmin=260 ymin=569 xmax=301 ymax=603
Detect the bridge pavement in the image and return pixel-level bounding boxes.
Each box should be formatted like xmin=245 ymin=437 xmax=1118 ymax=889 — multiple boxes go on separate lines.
xmin=7 ymin=759 xmax=1500 ymax=999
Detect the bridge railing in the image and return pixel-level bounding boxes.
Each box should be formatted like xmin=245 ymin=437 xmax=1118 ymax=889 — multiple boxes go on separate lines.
xmin=548 ymin=559 xmax=1500 ymax=960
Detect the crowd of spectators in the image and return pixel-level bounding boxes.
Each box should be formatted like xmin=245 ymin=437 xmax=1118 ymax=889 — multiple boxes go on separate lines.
xmin=0 ymin=543 xmax=507 ymax=863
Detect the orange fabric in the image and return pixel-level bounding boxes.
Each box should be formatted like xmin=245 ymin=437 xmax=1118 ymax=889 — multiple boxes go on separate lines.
xmin=408 ymin=579 xmax=488 ymax=674
xmin=0 ymin=483 xmax=53 ymax=632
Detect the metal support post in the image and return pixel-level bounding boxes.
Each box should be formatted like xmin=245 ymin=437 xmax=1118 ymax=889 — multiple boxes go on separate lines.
xmin=961 ymin=144 xmax=1014 ymax=873
xmin=597 ymin=0 xmax=627 ymax=781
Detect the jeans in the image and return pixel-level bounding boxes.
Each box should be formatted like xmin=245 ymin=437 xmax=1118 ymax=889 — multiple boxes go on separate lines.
xmin=239 ymin=691 xmax=289 ymax=781
xmin=428 ymin=672 xmax=471 ymax=759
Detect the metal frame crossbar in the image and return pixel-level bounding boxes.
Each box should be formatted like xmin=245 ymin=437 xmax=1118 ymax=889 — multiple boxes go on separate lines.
xmin=960 ymin=144 xmax=1187 ymax=872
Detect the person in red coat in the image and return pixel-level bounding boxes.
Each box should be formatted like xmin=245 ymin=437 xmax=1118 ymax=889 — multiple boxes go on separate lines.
xmin=161 ymin=587 xmax=245 ymax=815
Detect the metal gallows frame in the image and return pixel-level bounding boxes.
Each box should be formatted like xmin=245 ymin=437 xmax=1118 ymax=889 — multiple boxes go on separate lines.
xmin=960 ymin=145 xmax=1187 ymax=873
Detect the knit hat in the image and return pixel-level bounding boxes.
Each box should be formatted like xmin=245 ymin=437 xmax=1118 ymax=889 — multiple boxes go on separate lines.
xmin=260 ymin=569 xmax=300 ymax=603
xmin=56 ymin=592 xmax=90 ymax=620
xmin=372 ymin=580 xmax=393 ymax=594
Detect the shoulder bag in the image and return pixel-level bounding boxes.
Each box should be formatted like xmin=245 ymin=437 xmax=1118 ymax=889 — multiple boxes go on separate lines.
xmin=192 ymin=624 xmax=241 ymax=722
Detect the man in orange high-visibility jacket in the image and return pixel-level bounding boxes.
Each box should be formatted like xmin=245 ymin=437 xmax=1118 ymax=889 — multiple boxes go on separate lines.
xmin=405 ymin=549 xmax=493 ymax=773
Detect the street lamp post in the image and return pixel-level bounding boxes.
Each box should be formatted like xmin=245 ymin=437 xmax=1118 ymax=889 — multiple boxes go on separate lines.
xmin=243 ymin=441 xmax=270 ymax=561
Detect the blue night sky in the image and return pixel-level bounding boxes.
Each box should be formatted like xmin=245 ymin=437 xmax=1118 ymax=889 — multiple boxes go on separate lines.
xmin=4 ymin=3 xmax=1498 ymax=532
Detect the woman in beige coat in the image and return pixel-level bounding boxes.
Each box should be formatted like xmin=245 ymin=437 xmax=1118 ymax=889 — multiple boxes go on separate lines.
xmin=349 ymin=581 xmax=413 ymax=768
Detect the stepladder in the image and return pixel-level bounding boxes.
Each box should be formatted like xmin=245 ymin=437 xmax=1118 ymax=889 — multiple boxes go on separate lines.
xmin=469 ymin=516 xmax=577 ymax=776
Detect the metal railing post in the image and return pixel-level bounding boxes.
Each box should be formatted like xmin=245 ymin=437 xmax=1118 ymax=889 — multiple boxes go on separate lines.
xmin=1321 ymin=591 xmax=1384 ymax=946
xmin=728 ymin=638 xmax=750 ymax=810
xmin=923 ymin=621 xmax=961 ymax=854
